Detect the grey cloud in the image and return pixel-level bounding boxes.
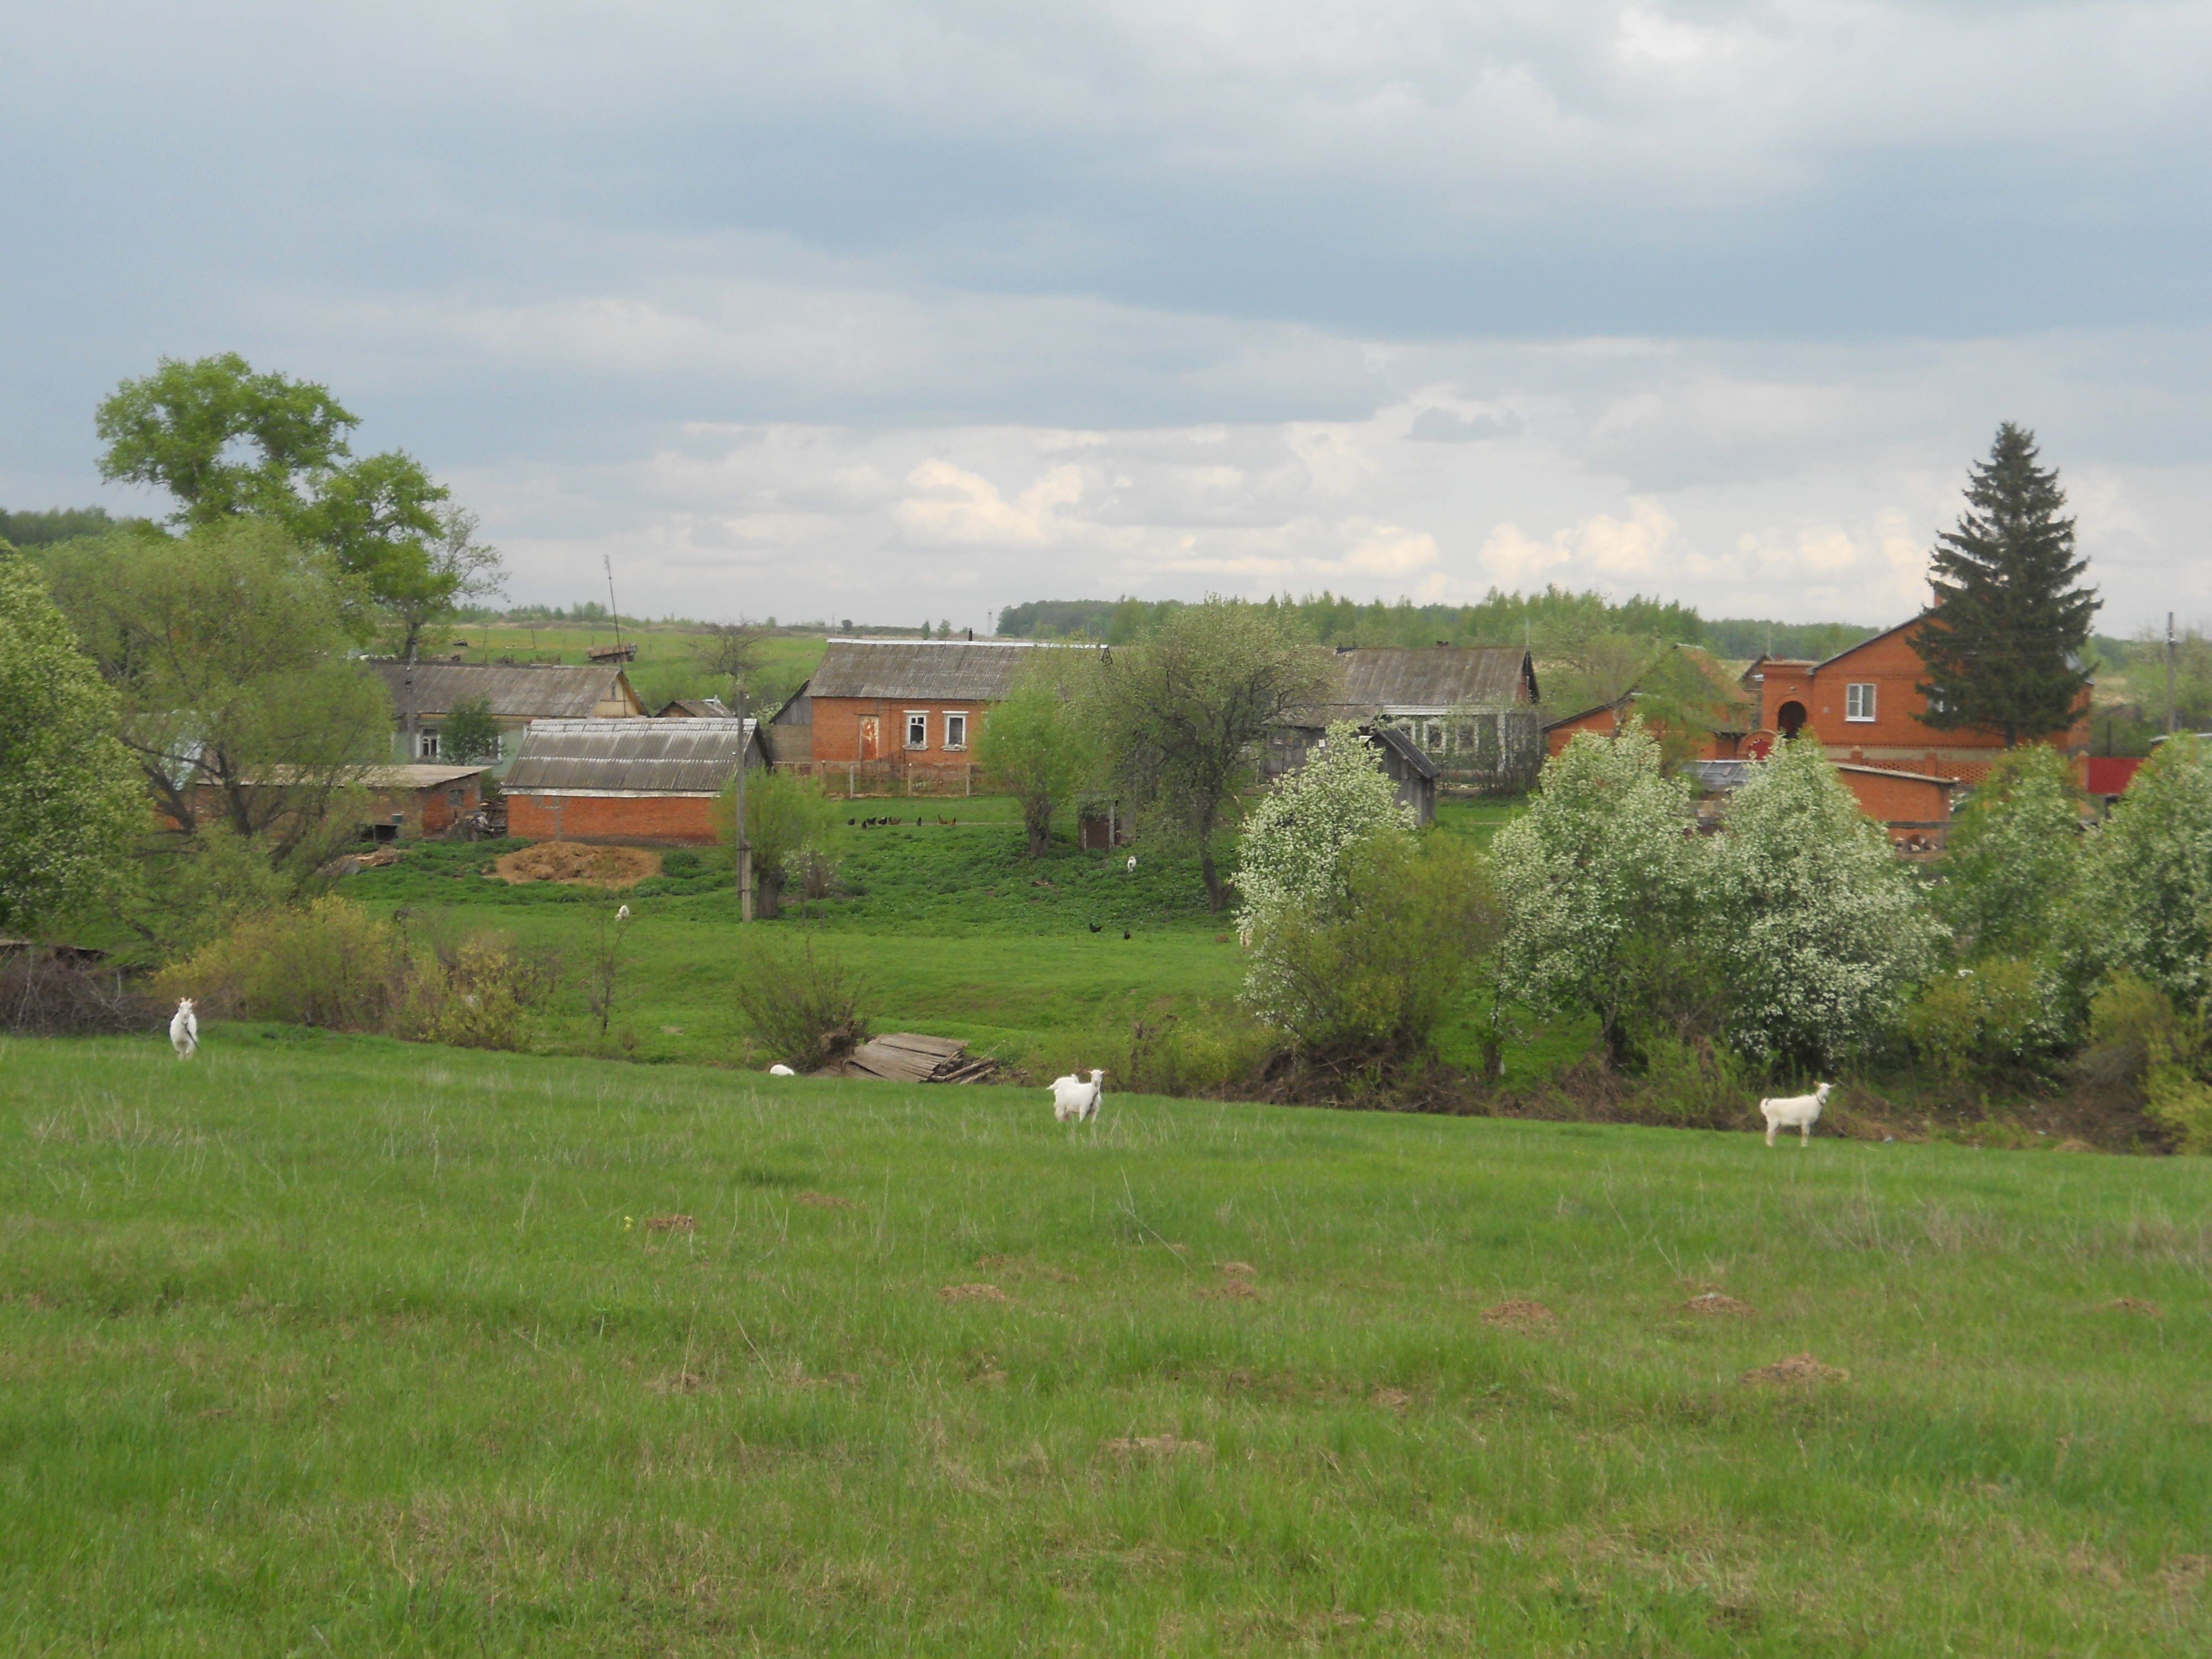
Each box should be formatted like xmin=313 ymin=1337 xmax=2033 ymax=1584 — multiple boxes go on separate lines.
xmin=1407 ymin=408 xmax=1523 ymax=442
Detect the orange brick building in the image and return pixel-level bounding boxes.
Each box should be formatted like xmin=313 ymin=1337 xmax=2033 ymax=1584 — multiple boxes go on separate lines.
xmin=771 ymin=638 xmax=1099 ymax=768
xmin=503 ymin=718 xmax=763 ymax=846
xmin=1743 ymin=619 xmax=2091 ymax=784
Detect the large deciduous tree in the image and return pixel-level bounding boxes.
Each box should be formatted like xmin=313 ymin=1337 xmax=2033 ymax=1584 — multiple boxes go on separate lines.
xmin=0 ymin=542 xmax=144 ymax=934
xmin=95 ymin=355 xmax=500 ymax=653
xmin=973 ymin=645 xmax=1103 ymax=857
xmin=1914 ymin=424 xmax=2099 ymax=747
xmin=39 ymin=521 xmax=391 ymax=864
xmin=1093 ymin=598 xmax=1338 ymax=911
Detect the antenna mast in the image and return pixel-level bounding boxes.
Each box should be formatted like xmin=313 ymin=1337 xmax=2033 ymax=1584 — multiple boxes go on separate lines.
xmin=604 ymin=556 xmax=625 ymax=658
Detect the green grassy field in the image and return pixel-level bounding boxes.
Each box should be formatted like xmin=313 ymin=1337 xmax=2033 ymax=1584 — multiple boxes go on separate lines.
xmin=3 ymin=1034 xmax=2207 ymax=1654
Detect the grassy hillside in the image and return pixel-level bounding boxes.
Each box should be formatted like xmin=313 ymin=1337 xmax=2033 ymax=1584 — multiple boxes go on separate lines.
xmin=3 ymin=1034 xmax=2205 ymax=1653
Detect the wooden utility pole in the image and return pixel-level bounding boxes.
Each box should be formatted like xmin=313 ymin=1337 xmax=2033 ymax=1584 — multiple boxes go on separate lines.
xmin=2169 ymin=612 xmax=2178 ymax=737
xmin=735 ymin=686 xmax=754 ymax=922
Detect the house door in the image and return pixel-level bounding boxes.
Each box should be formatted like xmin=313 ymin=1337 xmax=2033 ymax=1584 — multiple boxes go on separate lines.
xmin=858 ymin=716 xmax=879 ymax=761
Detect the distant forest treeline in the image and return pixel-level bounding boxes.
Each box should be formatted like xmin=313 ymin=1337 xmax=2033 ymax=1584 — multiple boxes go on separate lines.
xmin=996 ymin=591 xmax=1879 ymax=663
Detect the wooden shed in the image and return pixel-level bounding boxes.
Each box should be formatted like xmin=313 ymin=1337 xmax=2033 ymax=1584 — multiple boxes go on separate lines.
xmin=503 ymin=718 xmax=764 ymax=846
xmin=1271 ymin=645 xmax=1542 ymax=792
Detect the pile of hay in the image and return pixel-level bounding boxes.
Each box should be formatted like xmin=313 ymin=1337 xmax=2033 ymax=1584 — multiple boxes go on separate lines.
xmin=494 ymin=843 xmax=661 ymax=886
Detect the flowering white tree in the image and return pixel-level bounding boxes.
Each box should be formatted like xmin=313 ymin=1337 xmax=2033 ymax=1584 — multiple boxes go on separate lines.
xmin=1235 ymin=720 xmax=1413 ymax=934
xmin=1712 ymin=737 xmax=1941 ymax=1070
xmin=1937 ymin=743 xmax=2082 ymax=961
xmin=1491 ymin=719 xmax=1704 ymax=1064
xmin=2068 ymin=734 xmax=2212 ymax=1008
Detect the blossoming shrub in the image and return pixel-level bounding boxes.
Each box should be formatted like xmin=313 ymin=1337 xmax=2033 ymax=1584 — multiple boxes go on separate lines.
xmin=2084 ymin=973 xmax=2212 ymax=1152
xmin=2064 ymin=735 xmax=2212 ymax=1011
xmin=1936 ymin=743 xmax=2084 ymax=961
xmin=1234 ymin=719 xmax=1414 ymax=935
xmin=1243 ymin=832 xmax=1500 ymax=1071
xmin=1491 ymin=719 xmax=1705 ymax=1066
xmin=1710 ymin=737 xmax=1941 ymax=1072
xmin=1906 ymin=958 xmax=2060 ymax=1082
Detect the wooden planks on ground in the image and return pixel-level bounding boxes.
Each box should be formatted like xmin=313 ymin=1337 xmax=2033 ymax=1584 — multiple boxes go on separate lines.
xmin=825 ymin=1032 xmax=1000 ymax=1084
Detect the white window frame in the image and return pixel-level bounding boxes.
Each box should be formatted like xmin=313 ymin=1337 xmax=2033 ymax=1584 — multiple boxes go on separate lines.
xmin=417 ymin=727 xmax=441 ymax=759
xmin=1845 ymin=682 xmax=1877 ymax=723
xmin=904 ymin=710 xmax=929 ymax=750
xmin=943 ymin=711 xmax=969 ymax=751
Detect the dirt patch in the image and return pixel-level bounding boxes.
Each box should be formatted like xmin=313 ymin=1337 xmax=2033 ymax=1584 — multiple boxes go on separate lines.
xmin=1684 ymin=1292 xmax=1756 ymax=1317
xmin=643 ymin=1214 xmax=694 ymax=1234
xmin=938 ymin=1283 xmax=1005 ymax=1303
xmin=1371 ymin=1387 xmax=1412 ymax=1411
xmin=2108 ymin=1297 xmax=2163 ymax=1317
xmin=1103 ymin=1435 xmax=1212 ymax=1459
xmin=648 ymin=1369 xmax=705 ymax=1395
xmin=1217 ymin=1260 xmax=1258 ymax=1279
xmin=975 ymin=1253 xmax=1018 ymax=1269
xmin=1741 ymin=1353 xmax=1849 ymax=1387
xmin=1196 ymin=1282 xmax=1261 ymax=1301
xmin=1482 ymin=1299 xmax=1557 ymax=1333
xmin=495 ymin=842 xmax=661 ymax=886
xmin=796 ymin=1192 xmax=856 ymax=1209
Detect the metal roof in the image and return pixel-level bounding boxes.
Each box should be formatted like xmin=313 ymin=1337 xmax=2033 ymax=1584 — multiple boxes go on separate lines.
xmin=657 ymin=697 xmax=731 ymax=718
xmin=1296 ymin=645 xmax=1535 ymax=724
xmin=1362 ymin=722 xmax=1440 ymax=780
xmin=504 ymin=718 xmax=758 ymax=795
xmin=803 ymin=638 xmax=1094 ymax=702
xmin=368 ymin=660 xmax=638 ymax=721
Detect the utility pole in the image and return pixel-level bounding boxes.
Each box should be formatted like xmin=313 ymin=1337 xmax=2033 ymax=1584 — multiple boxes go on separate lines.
xmin=604 ymin=556 xmax=625 ymax=661
xmin=403 ymin=645 xmax=418 ymax=761
xmin=2169 ymin=612 xmax=2178 ymax=737
xmin=734 ymin=685 xmax=753 ymax=922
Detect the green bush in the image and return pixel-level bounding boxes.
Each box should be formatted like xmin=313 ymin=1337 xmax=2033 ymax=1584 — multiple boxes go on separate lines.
xmin=1906 ymin=958 xmax=2057 ymax=1082
xmin=659 ymin=849 xmax=702 ymax=878
xmin=734 ymin=933 xmax=869 ymax=1071
xmin=2083 ymin=973 xmax=2212 ymax=1151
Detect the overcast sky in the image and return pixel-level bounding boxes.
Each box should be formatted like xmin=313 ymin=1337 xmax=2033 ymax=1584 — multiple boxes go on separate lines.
xmin=4 ymin=1 xmax=2208 ymax=634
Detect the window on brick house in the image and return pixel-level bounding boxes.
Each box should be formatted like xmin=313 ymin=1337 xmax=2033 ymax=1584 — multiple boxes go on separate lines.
xmin=1845 ymin=683 xmax=1877 ymax=722
xmin=944 ymin=712 xmax=968 ymax=750
xmin=905 ymin=711 xmax=928 ymax=749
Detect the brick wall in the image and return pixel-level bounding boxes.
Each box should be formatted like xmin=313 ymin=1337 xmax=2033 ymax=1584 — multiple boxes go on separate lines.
xmin=810 ymin=697 xmax=990 ymax=764
xmin=506 ymin=794 xmax=721 ymax=846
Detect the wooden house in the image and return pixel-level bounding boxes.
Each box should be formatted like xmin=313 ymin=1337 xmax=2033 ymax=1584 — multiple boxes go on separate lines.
xmin=503 ymin=718 xmax=764 ymax=846
xmin=368 ymin=661 xmax=643 ymax=774
xmin=1743 ymin=620 xmax=2091 ymax=783
xmin=1270 ymin=645 xmax=1541 ymax=791
xmin=182 ymin=764 xmax=488 ymax=842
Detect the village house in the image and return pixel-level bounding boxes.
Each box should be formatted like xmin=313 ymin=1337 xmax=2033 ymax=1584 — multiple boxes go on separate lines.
xmin=178 ymin=764 xmax=489 ymax=842
xmin=1542 ymin=646 xmax=1757 ymax=760
xmin=1269 ymin=644 xmax=1542 ymax=792
xmin=1686 ymin=759 xmax=1961 ymax=850
xmin=771 ymin=638 xmax=1095 ymax=775
xmin=502 ymin=717 xmax=764 ymax=846
xmin=1741 ymin=619 xmax=2092 ymax=784
xmin=367 ymin=660 xmax=644 ymax=774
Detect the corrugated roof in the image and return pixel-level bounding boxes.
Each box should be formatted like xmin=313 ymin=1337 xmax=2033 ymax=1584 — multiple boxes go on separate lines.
xmin=657 ymin=697 xmax=731 ymax=718
xmin=1363 ymin=722 xmax=1440 ymax=780
xmin=505 ymin=718 xmax=757 ymax=795
xmin=368 ymin=660 xmax=638 ymax=721
xmin=804 ymin=639 xmax=1093 ymax=702
xmin=1297 ymin=645 xmax=1533 ymax=724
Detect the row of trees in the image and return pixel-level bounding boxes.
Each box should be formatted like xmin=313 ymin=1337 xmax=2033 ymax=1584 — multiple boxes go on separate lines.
xmin=1 ymin=356 xmax=503 ymax=954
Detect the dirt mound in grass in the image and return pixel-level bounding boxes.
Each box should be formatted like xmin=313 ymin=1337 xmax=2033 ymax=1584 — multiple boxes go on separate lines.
xmin=1741 ymin=1353 xmax=1849 ymax=1387
xmin=2108 ymin=1297 xmax=2163 ymax=1317
xmin=1483 ymin=1299 xmax=1557 ymax=1333
xmin=495 ymin=842 xmax=661 ymax=886
xmin=1196 ymin=1282 xmax=1261 ymax=1301
xmin=643 ymin=1214 xmax=694 ymax=1234
xmin=1684 ymin=1292 xmax=1756 ymax=1317
xmin=1103 ymin=1434 xmax=1211 ymax=1459
xmin=796 ymin=1192 xmax=855 ymax=1209
xmin=938 ymin=1283 xmax=1005 ymax=1303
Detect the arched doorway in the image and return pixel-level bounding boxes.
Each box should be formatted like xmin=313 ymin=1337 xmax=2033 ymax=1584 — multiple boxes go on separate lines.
xmin=1777 ymin=700 xmax=1807 ymax=740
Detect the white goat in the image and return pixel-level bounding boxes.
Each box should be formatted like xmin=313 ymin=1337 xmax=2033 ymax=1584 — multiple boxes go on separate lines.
xmin=169 ymin=998 xmax=199 ymax=1060
xmin=1051 ymin=1069 xmax=1105 ymax=1123
xmin=1759 ymin=1081 xmax=1832 ymax=1146
xmin=768 ymin=1063 xmax=796 ymax=1077
xmin=1125 ymin=854 xmax=1137 ymax=874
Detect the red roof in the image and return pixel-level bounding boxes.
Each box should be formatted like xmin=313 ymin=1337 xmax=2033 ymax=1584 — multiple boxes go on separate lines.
xmin=2084 ymin=757 xmax=2142 ymax=797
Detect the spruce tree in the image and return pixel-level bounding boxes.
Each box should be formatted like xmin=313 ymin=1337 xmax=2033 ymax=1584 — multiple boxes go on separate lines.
xmin=1914 ymin=423 xmax=2099 ymax=746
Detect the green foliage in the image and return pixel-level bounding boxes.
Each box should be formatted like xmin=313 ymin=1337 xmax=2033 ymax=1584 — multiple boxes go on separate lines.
xmin=2129 ymin=624 xmax=2212 ymax=732
xmin=39 ymin=521 xmax=391 ymax=865
xmin=973 ymin=648 xmax=1103 ymax=856
xmin=2067 ymin=735 xmax=2212 ymax=1009
xmin=1907 ymin=959 xmax=2058 ymax=1083
xmin=1711 ymin=736 xmax=1942 ymax=1072
xmin=1937 ymin=744 xmax=2083 ymax=960
xmin=0 ymin=505 xmax=127 ymax=547
xmin=0 ymin=544 xmax=144 ymax=935
xmin=1234 ymin=718 xmax=1412 ymax=933
xmin=733 ymin=933 xmax=869 ymax=1071
xmin=1914 ymin=423 xmax=2100 ymax=745
xmin=1491 ymin=719 xmax=1702 ymax=1065
xmin=1243 ymin=832 xmax=1502 ymax=1071
xmin=1093 ymin=596 xmax=1339 ymax=910
xmin=718 ymin=766 xmax=836 ymax=917
xmin=2085 ymin=974 xmax=2212 ymax=1152
xmin=439 ymin=695 xmax=504 ymax=766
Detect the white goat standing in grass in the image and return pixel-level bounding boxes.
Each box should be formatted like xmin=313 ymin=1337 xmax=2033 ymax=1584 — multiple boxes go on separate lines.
xmin=169 ymin=998 xmax=198 ymax=1060
xmin=767 ymin=1063 xmax=796 ymax=1077
xmin=1051 ymin=1069 xmax=1105 ymax=1123
xmin=1760 ymin=1081 xmax=1832 ymax=1146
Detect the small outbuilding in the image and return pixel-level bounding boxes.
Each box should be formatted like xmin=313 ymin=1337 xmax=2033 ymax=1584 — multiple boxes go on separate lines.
xmin=503 ymin=717 xmax=764 ymax=846
xmin=368 ymin=660 xmax=644 ymax=772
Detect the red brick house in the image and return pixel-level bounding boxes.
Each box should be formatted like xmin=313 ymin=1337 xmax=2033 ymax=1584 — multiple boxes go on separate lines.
xmin=1542 ymin=646 xmax=1757 ymax=760
xmin=1742 ymin=619 xmax=2092 ymax=784
xmin=503 ymin=718 xmax=763 ymax=846
xmin=770 ymin=639 xmax=1097 ymax=769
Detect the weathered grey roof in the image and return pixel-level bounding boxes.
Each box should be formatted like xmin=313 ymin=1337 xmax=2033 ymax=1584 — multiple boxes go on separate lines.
xmin=505 ymin=718 xmax=758 ymax=795
xmin=1297 ymin=646 xmax=1535 ymax=724
xmin=368 ymin=660 xmax=638 ymax=721
xmin=657 ymin=697 xmax=731 ymax=718
xmin=1362 ymin=722 xmax=1440 ymax=780
xmin=803 ymin=638 xmax=1092 ymax=702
